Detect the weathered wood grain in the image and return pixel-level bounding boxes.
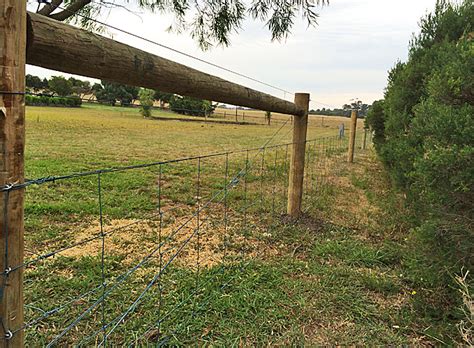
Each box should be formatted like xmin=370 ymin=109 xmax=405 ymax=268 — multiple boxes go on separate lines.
xmin=0 ymin=1 xmax=26 ymax=346
xmin=287 ymin=93 xmax=309 ymax=217
xmin=347 ymin=109 xmax=358 ymax=163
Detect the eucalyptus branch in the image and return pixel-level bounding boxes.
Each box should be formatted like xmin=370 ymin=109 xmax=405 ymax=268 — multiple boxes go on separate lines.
xmin=50 ymin=0 xmax=93 ymax=21
xmin=37 ymin=0 xmax=64 ymax=16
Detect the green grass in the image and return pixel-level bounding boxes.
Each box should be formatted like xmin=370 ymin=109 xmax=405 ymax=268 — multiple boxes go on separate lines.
xmin=18 ymin=105 xmax=464 ymax=345
xmin=26 ymin=104 xmax=349 ymax=176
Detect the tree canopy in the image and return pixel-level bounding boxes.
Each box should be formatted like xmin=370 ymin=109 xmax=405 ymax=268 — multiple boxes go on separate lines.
xmin=32 ymin=0 xmax=328 ymax=49
xmin=26 ymin=74 xmax=44 ymax=91
xmin=48 ymin=75 xmax=73 ymax=96
xmin=94 ymin=80 xmax=140 ymax=106
xmin=169 ymin=95 xmax=215 ymax=116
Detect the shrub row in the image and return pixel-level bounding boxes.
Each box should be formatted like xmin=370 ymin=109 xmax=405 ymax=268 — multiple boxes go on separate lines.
xmin=169 ymin=95 xmax=214 ymax=117
xmin=365 ymin=0 xmax=473 ymax=271
xmin=25 ymin=94 xmax=82 ymax=107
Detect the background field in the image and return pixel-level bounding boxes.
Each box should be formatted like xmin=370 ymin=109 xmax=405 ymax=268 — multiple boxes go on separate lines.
xmin=26 ymin=104 xmax=358 ymax=177
xmin=20 ymin=105 xmax=458 ymax=346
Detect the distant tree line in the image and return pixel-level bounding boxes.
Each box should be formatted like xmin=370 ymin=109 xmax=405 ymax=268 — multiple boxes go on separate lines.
xmin=25 ymin=75 xmax=88 ymax=107
xmin=310 ymin=108 xmax=347 ymax=117
xmin=25 ymin=74 xmax=214 ymax=116
xmin=310 ymin=101 xmax=369 ymax=118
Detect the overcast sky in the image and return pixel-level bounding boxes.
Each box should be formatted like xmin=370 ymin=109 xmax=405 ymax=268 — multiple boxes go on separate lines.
xmin=27 ymin=0 xmax=438 ymax=109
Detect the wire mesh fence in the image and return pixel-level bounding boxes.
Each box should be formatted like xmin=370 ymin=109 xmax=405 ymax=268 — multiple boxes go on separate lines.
xmin=2 ymin=3 xmax=370 ymax=344
xmin=0 ymin=111 xmax=371 ymax=345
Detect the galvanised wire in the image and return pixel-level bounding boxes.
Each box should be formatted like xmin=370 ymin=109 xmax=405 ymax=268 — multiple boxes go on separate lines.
xmin=3 ymin=141 xmax=315 ymax=279
xmin=40 ymin=116 xmax=293 ymax=345
xmin=76 ymin=121 xmax=294 ymax=345
xmin=1 ymin=108 xmax=358 ymax=343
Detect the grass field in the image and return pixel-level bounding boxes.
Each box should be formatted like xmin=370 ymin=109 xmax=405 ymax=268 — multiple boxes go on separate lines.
xmin=18 ymin=104 xmax=461 ymax=345
xmin=26 ymin=104 xmax=357 ymax=176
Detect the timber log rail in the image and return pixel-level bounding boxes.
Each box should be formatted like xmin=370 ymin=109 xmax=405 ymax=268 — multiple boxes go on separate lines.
xmin=25 ymin=12 xmax=304 ymax=117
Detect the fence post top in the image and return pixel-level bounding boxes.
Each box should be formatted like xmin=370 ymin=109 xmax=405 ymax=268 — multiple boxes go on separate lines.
xmin=295 ymin=92 xmax=310 ymax=99
xmin=293 ymin=93 xmax=310 ymax=116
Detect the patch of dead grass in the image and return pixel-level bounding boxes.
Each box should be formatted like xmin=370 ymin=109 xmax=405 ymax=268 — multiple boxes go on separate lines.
xmin=60 ymin=205 xmax=279 ymax=268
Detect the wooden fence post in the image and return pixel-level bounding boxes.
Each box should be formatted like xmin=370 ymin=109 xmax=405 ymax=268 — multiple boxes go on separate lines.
xmin=287 ymin=93 xmax=310 ymax=217
xmin=0 ymin=1 xmax=26 ymax=346
xmin=347 ymin=109 xmax=358 ymax=163
xmin=362 ymin=128 xmax=367 ymax=150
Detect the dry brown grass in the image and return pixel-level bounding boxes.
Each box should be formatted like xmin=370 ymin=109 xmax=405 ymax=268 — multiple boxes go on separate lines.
xmin=456 ymin=270 xmax=473 ymax=346
xmin=60 ymin=206 xmax=279 ymax=269
xmin=306 ymin=148 xmax=380 ymax=231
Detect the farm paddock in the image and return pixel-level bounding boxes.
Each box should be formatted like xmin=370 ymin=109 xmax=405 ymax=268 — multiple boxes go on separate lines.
xmin=19 ymin=105 xmax=456 ymax=345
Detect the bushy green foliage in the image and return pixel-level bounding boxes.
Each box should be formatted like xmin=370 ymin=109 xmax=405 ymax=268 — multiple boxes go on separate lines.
xmin=374 ymin=0 xmax=473 ymax=205
xmin=26 ymin=94 xmax=82 ymax=107
xmin=369 ymin=0 xmax=473 ymax=270
xmin=364 ymin=100 xmax=385 ymax=149
xmin=26 ymin=74 xmax=44 ymax=92
xmin=153 ymin=90 xmax=174 ymax=107
xmin=94 ymin=81 xmax=139 ymax=106
xmin=169 ymin=95 xmax=215 ymax=116
xmin=48 ymin=76 xmax=73 ymax=97
xmin=68 ymin=77 xmax=91 ymax=96
xmin=26 ymin=74 xmax=90 ymax=96
xmin=138 ymin=89 xmax=155 ymax=118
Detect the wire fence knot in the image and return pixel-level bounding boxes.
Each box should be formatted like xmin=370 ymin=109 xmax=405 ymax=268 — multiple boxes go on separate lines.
xmin=1 ymin=183 xmax=15 ymax=192
xmin=4 ymin=330 xmax=12 ymax=340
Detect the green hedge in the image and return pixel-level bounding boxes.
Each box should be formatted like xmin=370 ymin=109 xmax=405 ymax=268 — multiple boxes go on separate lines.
xmin=25 ymin=94 xmax=82 ymax=107
xmin=369 ymin=1 xmax=473 ymax=209
xmin=169 ymin=95 xmax=214 ymax=117
xmin=365 ymin=0 xmax=473 ymax=267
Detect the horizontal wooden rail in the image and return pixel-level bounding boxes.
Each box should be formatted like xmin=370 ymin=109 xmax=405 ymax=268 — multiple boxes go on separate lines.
xmin=26 ymin=12 xmax=304 ymax=116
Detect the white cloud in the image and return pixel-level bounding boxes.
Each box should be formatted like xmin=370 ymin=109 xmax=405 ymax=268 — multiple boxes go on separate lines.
xmin=27 ymin=0 xmax=437 ymax=108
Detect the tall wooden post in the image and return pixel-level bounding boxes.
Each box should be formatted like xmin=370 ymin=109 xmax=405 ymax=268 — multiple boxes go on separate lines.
xmin=235 ymin=107 xmax=238 ymax=122
xmin=347 ymin=109 xmax=358 ymax=163
xmin=0 ymin=1 xmax=26 ymax=346
xmin=362 ymin=128 xmax=367 ymax=150
xmin=287 ymin=93 xmax=309 ymax=217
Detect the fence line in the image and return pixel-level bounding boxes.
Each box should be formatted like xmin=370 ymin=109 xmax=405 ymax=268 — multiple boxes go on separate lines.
xmin=1 ymin=115 xmax=292 ymax=343
xmin=0 ymin=122 xmax=373 ymax=345
xmin=24 ymin=92 xmax=363 ymax=131
xmin=1 ymin=4 xmax=371 ymax=345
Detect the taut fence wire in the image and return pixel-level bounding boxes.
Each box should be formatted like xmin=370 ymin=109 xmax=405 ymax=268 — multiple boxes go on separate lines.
xmin=0 ymin=102 xmax=371 ymax=344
